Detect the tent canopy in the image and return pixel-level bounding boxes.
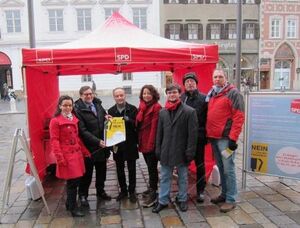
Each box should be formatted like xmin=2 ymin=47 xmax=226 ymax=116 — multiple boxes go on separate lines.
xmin=22 ymin=12 xmax=218 ymax=179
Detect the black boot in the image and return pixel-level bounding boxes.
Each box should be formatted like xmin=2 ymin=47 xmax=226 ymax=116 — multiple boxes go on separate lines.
xmin=79 ymin=196 xmax=89 ymax=207
xmin=70 ymin=208 xmax=85 ymax=217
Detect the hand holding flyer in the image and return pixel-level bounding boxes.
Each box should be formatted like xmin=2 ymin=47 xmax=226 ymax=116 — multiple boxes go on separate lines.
xmin=104 ymin=117 xmax=126 ymax=147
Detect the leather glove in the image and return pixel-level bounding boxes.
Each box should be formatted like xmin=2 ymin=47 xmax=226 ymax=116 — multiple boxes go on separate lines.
xmin=228 ymin=139 xmax=238 ymax=151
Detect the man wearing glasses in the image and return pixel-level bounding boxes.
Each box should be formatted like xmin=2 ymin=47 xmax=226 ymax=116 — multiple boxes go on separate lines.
xmin=75 ymin=86 xmax=111 ymax=208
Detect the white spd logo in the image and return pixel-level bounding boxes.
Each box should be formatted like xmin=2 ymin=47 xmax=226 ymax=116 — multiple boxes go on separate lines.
xmin=115 ymin=48 xmax=131 ymax=62
xmin=190 ymin=47 xmax=206 ymax=62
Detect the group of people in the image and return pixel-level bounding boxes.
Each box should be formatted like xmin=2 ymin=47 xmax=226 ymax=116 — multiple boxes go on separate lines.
xmin=49 ymin=68 xmax=244 ymax=217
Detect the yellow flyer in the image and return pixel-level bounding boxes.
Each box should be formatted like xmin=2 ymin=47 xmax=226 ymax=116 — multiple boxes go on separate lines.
xmin=104 ymin=117 xmax=126 ymax=147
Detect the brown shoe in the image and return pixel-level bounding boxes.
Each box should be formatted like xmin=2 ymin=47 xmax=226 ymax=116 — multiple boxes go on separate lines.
xmin=220 ymin=202 xmax=236 ymax=213
xmin=210 ymin=195 xmax=226 ymax=205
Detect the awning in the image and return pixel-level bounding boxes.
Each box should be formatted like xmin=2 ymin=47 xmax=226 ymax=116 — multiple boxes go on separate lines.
xmin=0 ymin=52 xmax=11 ymax=65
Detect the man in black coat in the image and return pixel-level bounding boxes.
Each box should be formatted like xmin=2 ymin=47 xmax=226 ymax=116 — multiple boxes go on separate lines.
xmin=75 ymin=86 xmax=111 ymax=207
xmin=181 ymin=72 xmax=208 ymax=203
xmin=152 ymin=84 xmax=198 ymax=213
xmin=108 ymin=88 xmax=139 ymax=203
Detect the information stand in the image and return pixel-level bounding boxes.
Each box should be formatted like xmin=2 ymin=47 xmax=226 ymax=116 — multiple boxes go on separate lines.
xmin=242 ymin=92 xmax=300 ymax=188
xmin=0 ymin=129 xmax=50 ymax=223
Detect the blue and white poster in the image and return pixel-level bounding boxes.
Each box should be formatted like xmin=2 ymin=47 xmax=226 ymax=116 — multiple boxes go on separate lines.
xmin=246 ymin=93 xmax=300 ymax=179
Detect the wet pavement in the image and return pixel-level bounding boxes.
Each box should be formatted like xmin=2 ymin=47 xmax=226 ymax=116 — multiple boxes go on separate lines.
xmin=0 ymin=99 xmax=299 ymax=227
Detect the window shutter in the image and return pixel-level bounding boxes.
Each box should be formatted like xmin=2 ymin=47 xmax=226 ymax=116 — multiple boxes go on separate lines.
xmin=198 ymin=23 xmax=203 ymax=40
xmin=224 ymin=23 xmax=229 ymax=39
xmin=197 ymin=0 xmax=204 ymax=3
xmin=255 ymin=23 xmax=260 ymax=39
xmin=205 ymin=0 xmax=210 ymax=4
xmin=179 ymin=0 xmax=187 ymax=4
xmin=165 ymin=24 xmax=170 ymax=39
xmin=164 ymin=0 xmax=169 ymax=3
xmin=242 ymin=23 xmax=246 ymax=39
xmin=180 ymin=24 xmax=184 ymax=40
xmin=242 ymin=0 xmax=246 ymax=4
xmin=223 ymin=0 xmax=228 ymax=3
xmin=220 ymin=24 xmax=225 ymax=39
xmin=255 ymin=0 xmax=261 ymax=4
xmin=183 ymin=24 xmax=188 ymax=40
xmin=206 ymin=24 xmax=211 ymax=40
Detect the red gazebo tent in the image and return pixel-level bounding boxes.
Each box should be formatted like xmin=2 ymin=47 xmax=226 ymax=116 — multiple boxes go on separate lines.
xmin=22 ymin=12 xmax=218 ymax=180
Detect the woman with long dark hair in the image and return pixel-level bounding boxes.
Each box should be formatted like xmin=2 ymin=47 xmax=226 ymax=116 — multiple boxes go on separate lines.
xmin=50 ymin=95 xmax=90 ymax=217
xmin=136 ymin=85 xmax=162 ymax=207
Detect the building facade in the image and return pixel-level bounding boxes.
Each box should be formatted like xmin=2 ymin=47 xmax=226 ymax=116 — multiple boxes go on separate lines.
xmin=260 ymin=0 xmax=300 ymax=91
xmin=0 ymin=0 xmax=160 ymax=97
xmin=160 ymin=0 xmax=260 ymax=88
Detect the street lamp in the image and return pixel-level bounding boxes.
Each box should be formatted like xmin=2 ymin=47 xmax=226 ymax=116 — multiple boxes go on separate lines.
xmin=27 ymin=0 xmax=36 ymax=48
xmin=235 ymin=0 xmax=242 ymax=91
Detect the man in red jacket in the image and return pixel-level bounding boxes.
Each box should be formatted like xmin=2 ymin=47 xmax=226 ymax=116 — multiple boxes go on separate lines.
xmin=206 ymin=68 xmax=244 ymax=213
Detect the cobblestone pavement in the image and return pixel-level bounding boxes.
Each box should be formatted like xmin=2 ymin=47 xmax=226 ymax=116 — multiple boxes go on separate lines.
xmin=0 ymin=104 xmax=299 ymax=227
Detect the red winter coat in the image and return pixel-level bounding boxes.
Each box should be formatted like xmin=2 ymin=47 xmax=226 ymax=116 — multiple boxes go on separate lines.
xmin=50 ymin=114 xmax=90 ymax=180
xmin=206 ymin=84 xmax=245 ymax=141
xmin=136 ymin=102 xmax=162 ymax=153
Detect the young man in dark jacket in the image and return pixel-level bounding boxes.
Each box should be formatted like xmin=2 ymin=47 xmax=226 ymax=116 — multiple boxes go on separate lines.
xmin=152 ymin=84 xmax=198 ymax=213
xmin=74 ymin=86 xmax=111 ymax=207
xmin=181 ymin=72 xmax=208 ymax=203
xmin=108 ymin=87 xmax=139 ymax=203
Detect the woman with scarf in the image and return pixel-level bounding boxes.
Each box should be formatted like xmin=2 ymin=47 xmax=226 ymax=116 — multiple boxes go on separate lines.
xmin=50 ymin=95 xmax=90 ymax=217
xmin=136 ymin=85 xmax=162 ymax=207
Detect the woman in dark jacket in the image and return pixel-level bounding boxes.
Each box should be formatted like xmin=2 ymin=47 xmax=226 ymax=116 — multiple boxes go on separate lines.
xmin=50 ymin=95 xmax=90 ymax=217
xmin=136 ymin=85 xmax=162 ymax=207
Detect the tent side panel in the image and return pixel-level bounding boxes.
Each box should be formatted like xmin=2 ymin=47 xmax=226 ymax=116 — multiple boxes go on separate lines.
xmin=173 ymin=63 xmax=215 ymax=93
xmin=25 ymin=67 xmax=59 ymax=180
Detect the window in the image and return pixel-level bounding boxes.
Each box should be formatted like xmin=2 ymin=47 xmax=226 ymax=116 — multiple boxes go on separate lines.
xmin=210 ymin=24 xmax=221 ymax=39
xmin=228 ymin=0 xmax=237 ymax=3
xmin=48 ymin=9 xmax=63 ymax=32
xmin=228 ymin=23 xmax=236 ymax=39
xmin=169 ymin=24 xmax=180 ymax=40
xmin=77 ymin=9 xmax=91 ymax=31
xmin=210 ymin=0 xmax=220 ymax=3
xmin=271 ymin=19 xmax=280 ymax=38
xmin=123 ymin=73 xmax=132 ymax=81
xmin=82 ymin=75 xmax=92 ymax=82
xmin=274 ymin=61 xmax=291 ymax=90
xmin=188 ymin=0 xmax=197 ymax=3
xmin=133 ymin=8 xmax=147 ymax=30
xmin=5 ymin=10 xmax=21 ymax=33
xmin=287 ymin=19 xmax=297 ymax=38
xmin=245 ymin=23 xmax=255 ymax=39
xmin=123 ymin=86 xmax=132 ymax=95
xmin=245 ymin=0 xmax=255 ymax=3
xmin=169 ymin=0 xmax=179 ymax=3
xmin=188 ymin=24 xmax=198 ymax=40
xmin=104 ymin=8 xmax=118 ymax=20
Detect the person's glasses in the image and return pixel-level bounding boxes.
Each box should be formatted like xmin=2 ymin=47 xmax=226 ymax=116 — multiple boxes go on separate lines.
xmin=83 ymin=93 xmax=93 ymax=96
xmin=61 ymin=104 xmax=73 ymax=107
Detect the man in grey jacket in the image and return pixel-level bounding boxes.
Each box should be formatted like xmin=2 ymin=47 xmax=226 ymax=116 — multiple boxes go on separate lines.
xmin=152 ymin=84 xmax=198 ymax=213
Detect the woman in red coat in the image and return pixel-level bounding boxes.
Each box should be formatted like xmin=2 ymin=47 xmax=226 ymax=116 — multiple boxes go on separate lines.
xmin=136 ymin=85 xmax=162 ymax=207
xmin=50 ymin=95 xmax=90 ymax=217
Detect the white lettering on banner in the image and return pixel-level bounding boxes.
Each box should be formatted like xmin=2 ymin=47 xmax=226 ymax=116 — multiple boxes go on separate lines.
xmin=116 ymin=54 xmax=130 ymax=61
xmin=192 ymin=54 xmax=205 ymax=61
xmin=36 ymin=58 xmax=52 ymax=63
xmin=115 ymin=48 xmax=132 ymax=62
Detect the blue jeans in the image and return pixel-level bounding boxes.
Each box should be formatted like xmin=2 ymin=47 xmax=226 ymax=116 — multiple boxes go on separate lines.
xmin=211 ymin=138 xmax=237 ymax=203
xmin=158 ymin=164 xmax=188 ymax=205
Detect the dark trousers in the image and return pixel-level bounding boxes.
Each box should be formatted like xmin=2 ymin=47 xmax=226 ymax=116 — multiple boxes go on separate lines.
xmin=195 ymin=143 xmax=206 ymax=194
xmin=143 ymin=151 xmax=158 ymax=191
xmin=79 ymin=157 xmax=107 ymax=197
xmin=66 ymin=177 xmax=81 ymax=210
xmin=115 ymin=159 xmax=136 ymax=194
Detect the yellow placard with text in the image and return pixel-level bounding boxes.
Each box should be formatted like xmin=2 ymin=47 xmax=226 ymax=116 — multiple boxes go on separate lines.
xmin=104 ymin=117 xmax=126 ymax=147
xmin=250 ymin=142 xmax=269 ymax=173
